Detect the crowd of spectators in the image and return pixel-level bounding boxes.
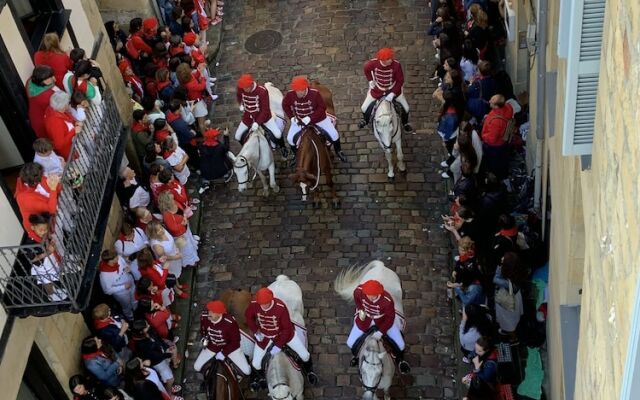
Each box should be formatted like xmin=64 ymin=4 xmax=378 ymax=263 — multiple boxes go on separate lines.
xmin=429 ymin=1 xmax=546 ymax=399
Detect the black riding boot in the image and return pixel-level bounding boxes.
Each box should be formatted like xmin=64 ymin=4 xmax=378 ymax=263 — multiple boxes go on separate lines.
xmin=400 ymin=108 xmax=414 ymax=132
xmin=288 ymin=146 xmax=297 ymax=168
xmin=384 ymin=336 xmax=411 ymax=374
xmin=275 ymin=136 xmax=290 ymax=158
xmin=358 ymin=102 xmax=376 ymax=129
xmin=350 ymin=345 xmax=359 ymax=367
xmin=332 ymin=138 xmax=348 ymax=162
xmin=301 ymin=359 xmax=319 ymax=385
xmin=250 ymin=369 xmax=267 ymax=391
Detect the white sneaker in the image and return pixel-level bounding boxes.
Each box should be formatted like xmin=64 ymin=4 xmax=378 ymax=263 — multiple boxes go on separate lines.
xmin=441 ymin=171 xmax=450 ymax=179
xmin=193 ymin=235 xmax=201 ymax=242
xmin=210 ymin=94 xmax=219 ymax=101
xmin=440 ymin=160 xmax=449 ymax=168
xmin=209 ymin=77 xmax=217 ymax=83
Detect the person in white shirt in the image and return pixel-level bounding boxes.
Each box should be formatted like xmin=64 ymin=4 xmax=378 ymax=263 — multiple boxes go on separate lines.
xmin=99 ymin=249 xmax=136 ymax=320
xmin=114 ymin=218 xmax=150 ymax=280
xmin=33 ymin=138 xmax=65 ymax=176
xmin=161 ymin=137 xmax=190 ymax=185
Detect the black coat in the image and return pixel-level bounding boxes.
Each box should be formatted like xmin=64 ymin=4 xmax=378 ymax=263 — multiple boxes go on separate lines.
xmin=199 ymin=138 xmax=231 ymax=181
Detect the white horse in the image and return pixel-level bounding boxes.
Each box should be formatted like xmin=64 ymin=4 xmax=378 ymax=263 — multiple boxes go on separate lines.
xmin=264 ymin=275 xmax=307 ymax=400
xmin=373 ymin=100 xmax=406 ymax=180
xmin=334 ymin=261 xmax=404 ymax=400
xmin=227 ymin=127 xmax=278 ymax=197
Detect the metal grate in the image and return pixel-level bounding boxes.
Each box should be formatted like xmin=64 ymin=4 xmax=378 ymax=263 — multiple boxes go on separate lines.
xmin=0 ymin=90 xmax=123 ymax=313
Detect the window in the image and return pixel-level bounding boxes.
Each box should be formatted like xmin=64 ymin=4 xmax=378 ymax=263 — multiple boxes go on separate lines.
xmin=7 ymin=0 xmax=71 ymax=54
xmin=561 ymin=0 xmax=606 ymax=156
xmin=16 ymin=344 xmax=67 ymax=400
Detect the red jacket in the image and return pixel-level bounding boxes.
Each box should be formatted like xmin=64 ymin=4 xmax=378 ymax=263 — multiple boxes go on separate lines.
xmin=364 ymin=59 xmax=404 ymax=98
xmin=26 ymin=80 xmax=56 ymax=138
xmin=160 ymin=180 xmax=189 ymax=210
xmin=128 ymin=32 xmax=153 ymax=57
xmin=162 ymin=211 xmax=187 ymax=237
xmin=139 ymin=261 xmax=168 ymax=290
xmin=245 ymin=299 xmax=295 ymax=348
xmin=34 ymin=51 xmax=73 ymax=89
xmin=200 ymin=311 xmax=242 ymax=355
xmin=146 ymin=309 xmax=172 ymax=339
xmin=14 ymin=177 xmax=59 ymax=231
xmin=237 ymin=84 xmax=271 ymax=126
xmin=44 ymin=107 xmax=76 ymax=159
xmin=135 ymin=288 xmax=163 ymax=305
xmin=481 ymin=103 xmax=514 ymax=146
xmin=282 ymin=88 xmax=327 ymax=124
xmin=182 ymin=71 xmax=207 ymax=101
xmin=353 ymin=285 xmax=396 ymax=334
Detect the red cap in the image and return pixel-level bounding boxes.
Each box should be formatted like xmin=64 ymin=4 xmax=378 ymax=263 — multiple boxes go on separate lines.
xmin=290 ymin=76 xmax=309 ymax=91
xmin=361 ymin=280 xmax=384 ymax=296
xmin=255 ymin=288 xmax=274 ymax=305
xmin=118 ymin=59 xmax=132 ymax=75
xmin=203 ymin=128 xmax=220 ymax=140
xmin=377 ymin=48 xmax=394 ymax=61
xmin=207 ymin=300 xmax=227 ymax=314
xmin=143 ymin=17 xmax=158 ymax=32
xmin=237 ymin=74 xmax=255 ymax=89
xmin=183 ymin=32 xmax=197 ymax=46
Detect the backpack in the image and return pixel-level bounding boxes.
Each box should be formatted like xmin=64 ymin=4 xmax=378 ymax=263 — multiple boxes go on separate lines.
xmin=125 ymin=35 xmax=141 ymax=60
xmin=495 ymin=280 xmax=517 ymax=311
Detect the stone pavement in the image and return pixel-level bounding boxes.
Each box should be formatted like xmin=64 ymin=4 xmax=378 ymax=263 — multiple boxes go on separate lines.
xmin=182 ymin=1 xmax=459 ymax=398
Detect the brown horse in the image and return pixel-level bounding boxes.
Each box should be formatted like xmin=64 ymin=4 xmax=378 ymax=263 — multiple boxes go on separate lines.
xmin=289 ymin=80 xmax=339 ymax=208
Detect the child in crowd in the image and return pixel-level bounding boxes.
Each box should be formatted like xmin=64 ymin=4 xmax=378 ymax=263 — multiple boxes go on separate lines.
xmin=99 ymin=249 xmax=137 ymax=321
xmin=92 ymin=303 xmax=131 ymax=361
xmin=63 ymin=59 xmax=102 ymax=106
xmin=161 ymin=137 xmax=190 ymax=185
xmin=33 ymin=138 xmax=65 ymax=176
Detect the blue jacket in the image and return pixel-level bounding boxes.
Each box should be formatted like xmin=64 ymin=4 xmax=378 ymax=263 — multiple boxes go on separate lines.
xmin=466 ymin=77 xmax=495 ymax=119
xmin=455 ymin=283 xmax=486 ymax=306
xmin=83 ymin=354 xmax=120 ymax=387
xmin=96 ymin=324 xmax=127 ymax=353
xmin=437 ymin=109 xmax=459 ymax=141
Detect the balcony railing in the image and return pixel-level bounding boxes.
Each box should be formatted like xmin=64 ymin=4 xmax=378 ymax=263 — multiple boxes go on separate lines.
xmin=0 ymin=89 xmax=126 ymax=317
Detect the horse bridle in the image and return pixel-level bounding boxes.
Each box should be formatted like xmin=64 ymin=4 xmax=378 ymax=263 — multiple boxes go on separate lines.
xmin=359 ymin=353 xmax=384 ymax=394
xmin=374 ymin=101 xmax=400 ymax=150
xmin=235 ymin=131 xmax=263 ymax=184
xmin=270 ymin=382 xmax=297 ymax=400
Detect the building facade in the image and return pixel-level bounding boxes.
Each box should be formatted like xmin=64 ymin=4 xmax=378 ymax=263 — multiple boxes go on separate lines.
xmin=526 ymin=0 xmax=640 ymax=398
xmin=0 ymin=0 xmax=132 ymax=398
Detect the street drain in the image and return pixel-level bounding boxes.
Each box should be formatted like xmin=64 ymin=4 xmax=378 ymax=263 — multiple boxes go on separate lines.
xmin=244 ymin=30 xmax=283 ymax=54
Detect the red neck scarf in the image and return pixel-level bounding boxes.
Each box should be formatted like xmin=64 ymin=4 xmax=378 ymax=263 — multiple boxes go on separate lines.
xmin=82 ymin=350 xmax=108 ymax=361
xmin=94 ymin=317 xmax=116 ymax=330
xmin=459 ymin=250 xmax=475 ymax=262
xmin=99 ymin=260 xmax=119 ymax=273
xmin=500 ymin=227 xmax=518 ymax=237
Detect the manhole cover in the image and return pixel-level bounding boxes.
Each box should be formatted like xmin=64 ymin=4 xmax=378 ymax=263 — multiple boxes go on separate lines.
xmin=245 ymin=30 xmax=283 ymax=54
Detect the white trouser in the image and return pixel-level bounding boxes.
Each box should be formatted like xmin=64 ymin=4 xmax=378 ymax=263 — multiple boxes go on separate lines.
xmin=235 ymin=118 xmax=283 ymax=141
xmin=112 ymin=288 xmax=137 ymax=321
xmin=286 ymin=116 xmax=338 ymax=146
xmin=361 ymin=90 xmax=410 ymax=113
xmin=251 ymin=335 xmax=310 ymax=370
xmin=346 ymin=322 xmax=405 ymax=351
xmin=194 ymin=347 xmax=252 ymax=375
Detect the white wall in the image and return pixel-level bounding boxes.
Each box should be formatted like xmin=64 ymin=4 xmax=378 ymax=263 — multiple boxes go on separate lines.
xmin=0 ymin=117 xmax=23 ymax=169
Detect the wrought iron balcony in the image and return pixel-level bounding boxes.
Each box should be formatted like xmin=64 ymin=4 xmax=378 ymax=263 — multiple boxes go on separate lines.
xmin=0 ymin=89 xmax=127 ymax=317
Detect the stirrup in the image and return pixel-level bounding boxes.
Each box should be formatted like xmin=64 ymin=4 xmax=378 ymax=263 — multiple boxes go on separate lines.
xmin=358 ymin=119 xmax=368 ymax=129
xmin=398 ymin=360 xmax=411 ymax=374
xmin=307 ymin=371 xmax=318 ymax=385
xmin=336 ymin=151 xmax=348 ymax=163
xmin=403 ymin=123 xmax=414 ymax=132
xmin=350 ymin=356 xmax=358 ymax=367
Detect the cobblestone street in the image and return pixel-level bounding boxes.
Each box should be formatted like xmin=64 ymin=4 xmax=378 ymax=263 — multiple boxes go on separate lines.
xmin=184 ymin=1 xmax=458 ymax=398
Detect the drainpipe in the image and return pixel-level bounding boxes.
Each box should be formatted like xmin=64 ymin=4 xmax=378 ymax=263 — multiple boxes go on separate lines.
xmin=533 ymin=0 xmax=547 ymax=222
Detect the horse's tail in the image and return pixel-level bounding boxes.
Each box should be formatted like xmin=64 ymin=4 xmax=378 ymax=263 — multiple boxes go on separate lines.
xmin=275 ymin=274 xmax=290 ymax=282
xmin=334 ymin=261 xmax=383 ymax=302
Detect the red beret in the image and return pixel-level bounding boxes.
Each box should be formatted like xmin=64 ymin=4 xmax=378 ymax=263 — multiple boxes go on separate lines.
xmin=118 ymin=59 xmax=132 ymax=75
xmin=290 ymin=76 xmax=309 ymax=91
xmin=143 ymin=17 xmax=158 ymax=32
xmin=183 ymin=32 xmax=197 ymax=46
xmin=207 ymin=300 xmax=227 ymax=314
xmin=377 ymin=48 xmax=394 ymax=61
xmin=361 ymin=280 xmax=384 ymax=296
xmin=237 ymin=74 xmax=255 ymax=89
xmin=256 ymin=287 xmax=274 ymax=305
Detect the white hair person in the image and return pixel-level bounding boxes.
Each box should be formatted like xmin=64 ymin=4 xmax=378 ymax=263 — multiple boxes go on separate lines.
xmin=49 ymin=91 xmax=71 ymax=112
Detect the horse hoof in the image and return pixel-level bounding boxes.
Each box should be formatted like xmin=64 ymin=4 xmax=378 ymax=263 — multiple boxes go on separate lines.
xmin=388 ymin=175 xmax=395 ymax=182
xmin=398 ymin=165 xmax=407 ymax=173
xmin=260 ymin=189 xmax=269 ymax=197
xmin=272 ymin=185 xmax=280 ymax=193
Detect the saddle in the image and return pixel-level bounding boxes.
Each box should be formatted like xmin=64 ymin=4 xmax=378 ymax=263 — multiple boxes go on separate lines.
xmin=352 ymin=326 xmax=403 ymax=362
xmin=293 ymin=126 xmax=332 ymax=148
xmin=202 ymin=358 xmax=241 ymax=397
xmin=261 ymin=342 xmax=302 ymax=372
xmin=240 ymin=125 xmax=279 ymax=147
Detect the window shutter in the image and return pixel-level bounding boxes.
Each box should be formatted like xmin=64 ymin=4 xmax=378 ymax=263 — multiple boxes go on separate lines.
xmin=561 ymin=0 xmax=606 ymax=156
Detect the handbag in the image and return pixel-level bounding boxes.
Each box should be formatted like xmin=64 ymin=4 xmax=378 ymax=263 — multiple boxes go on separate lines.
xmin=165 ymin=273 xmax=177 ymax=288
xmin=495 ymin=280 xmax=516 ymax=311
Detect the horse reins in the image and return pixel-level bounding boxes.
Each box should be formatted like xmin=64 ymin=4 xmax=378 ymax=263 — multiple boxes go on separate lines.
xmin=374 ymin=101 xmax=400 ymax=150
xmin=235 ymin=131 xmax=264 ymax=184
xmin=359 ymin=353 xmax=384 ymax=394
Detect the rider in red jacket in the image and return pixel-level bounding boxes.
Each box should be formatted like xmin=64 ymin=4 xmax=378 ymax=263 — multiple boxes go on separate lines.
xmin=346 ymin=279 xmax=411 ymax=373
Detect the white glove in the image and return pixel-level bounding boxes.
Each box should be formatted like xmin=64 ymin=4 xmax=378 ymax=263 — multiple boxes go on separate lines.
xmin=201 ymin=338 xmax=209 ymax=347
xmin=215 ymin=352 xmax=225 ymax=361
xmin=255 ymin=332 xmax=265 ymax=341
xmin=372 ymin=331 xmax=383 ymax=340
xmin=251 ymin=122 xmax=259 ymax=130
xmin=301 ymin=116 xmax=311 ymax=125
xmin=368 ymin=81 xmax=376 ymax=89
xmin=270 ymin=346 xmax=281 ymax=355
xmin=385 ymin=93 xmax=395 ymax=102
xmin=291 ymin=117 xmax=297 ymax=125
xmin=239 ymin=105 xmax=244 ymax=112
xmin=357 ymin=309 xmax=367 ymax=321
